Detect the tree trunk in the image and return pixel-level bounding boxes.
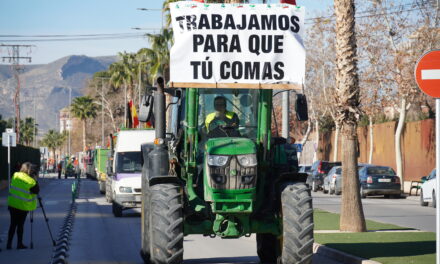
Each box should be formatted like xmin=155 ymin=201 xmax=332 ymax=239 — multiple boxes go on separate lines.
xmin=334 ymin=0 xmax=366 ymax=232
xmin=333 ymin=124 xmax=340 ymax=161
xmin=368 ymin=115 xmax=374 ymax=164
xmin=395 ymin=98 xmax=407 ymax=188
xmin=298 ymin=120 xmax=312 ymax=163
xmin=82 ymin=119 xmax=86 ymax=151
xmin=313 ymin=119 xmax=319 ymax=162
xmin=340 ymin=124 xmax=366 ymax=232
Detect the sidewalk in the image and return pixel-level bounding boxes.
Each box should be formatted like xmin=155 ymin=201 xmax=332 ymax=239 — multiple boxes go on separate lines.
xmin=0 ymin=174 xmax=74 ymax=264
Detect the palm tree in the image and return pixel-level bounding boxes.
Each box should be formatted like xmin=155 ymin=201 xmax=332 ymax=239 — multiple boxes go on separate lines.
xmin=70 ymin=96 xmax=98 ymax=151
xmin=19 ymin=117 xmax=37 ymax=146
xmin=41 ymin=130 xmax=62 ymax=161
xmin=334 ymin=0 xmax=366 ymax=232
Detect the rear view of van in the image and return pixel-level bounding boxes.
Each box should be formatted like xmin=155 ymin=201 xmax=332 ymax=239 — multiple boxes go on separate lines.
xmin=108 ymin=129 xmax=155 ymax=217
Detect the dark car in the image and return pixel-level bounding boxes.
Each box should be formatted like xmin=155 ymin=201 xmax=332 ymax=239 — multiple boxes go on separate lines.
xmin=307 ymin=160 xmax=342 ymax=192
xmin=359 ymin=165 xmax=401 ymax=198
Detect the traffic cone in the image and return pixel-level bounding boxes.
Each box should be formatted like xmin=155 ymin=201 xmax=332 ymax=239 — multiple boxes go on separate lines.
xmin=280 ymin=0 xmax=296 ymax=5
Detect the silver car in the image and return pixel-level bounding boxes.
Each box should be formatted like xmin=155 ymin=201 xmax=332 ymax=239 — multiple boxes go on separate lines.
xmin=323 ymin=164 xmax=369 ymax=195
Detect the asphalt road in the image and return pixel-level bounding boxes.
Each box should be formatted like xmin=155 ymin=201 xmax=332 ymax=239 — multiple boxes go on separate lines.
xmin=312 ymin=190 xmax=436 ymax=232
xmin=68 ymin=179 xmax=342 ymax=264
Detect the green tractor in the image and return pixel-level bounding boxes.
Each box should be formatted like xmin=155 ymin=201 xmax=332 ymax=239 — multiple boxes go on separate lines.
xmin=140 ymin=77 xmax=313 ymax=264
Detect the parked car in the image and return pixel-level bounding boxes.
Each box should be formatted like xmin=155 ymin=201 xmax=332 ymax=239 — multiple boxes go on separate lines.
xmin=420 ymin=168 xmax=436 ymax=208
xmin=358 ymin=165 xmax=401 ymax=198
xmin=323 ymin=164 xmax=370 ymax=195
xmin=307 ymin=161 xmax=342 ymax=192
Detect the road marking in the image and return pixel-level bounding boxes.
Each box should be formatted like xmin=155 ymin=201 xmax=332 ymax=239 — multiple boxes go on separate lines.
xmin=422 ymin=69 xmax=440 ymax=80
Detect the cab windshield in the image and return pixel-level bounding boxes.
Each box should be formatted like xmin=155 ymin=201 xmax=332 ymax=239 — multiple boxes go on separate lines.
xmin=198 ymin=88 xmax=259 ymax=140
xmin=116 ymin=152 xmax=142 ymax=173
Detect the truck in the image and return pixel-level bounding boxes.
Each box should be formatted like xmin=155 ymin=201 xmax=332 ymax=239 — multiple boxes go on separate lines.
xmin=139 ymin=3 xmax=312 ymax=263
xmin=106 ymin=129 xmax=155 ymax=217
xmin=95 ymin=148 xmax=110 ymax=194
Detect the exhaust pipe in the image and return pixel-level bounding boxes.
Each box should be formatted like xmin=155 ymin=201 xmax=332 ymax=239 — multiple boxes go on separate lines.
xmin=154 ymin=76 xmax=166 ymax=141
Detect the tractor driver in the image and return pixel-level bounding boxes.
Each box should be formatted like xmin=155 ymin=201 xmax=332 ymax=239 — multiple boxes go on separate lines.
xmin=205 ymin=96 xmax=240 ymax=137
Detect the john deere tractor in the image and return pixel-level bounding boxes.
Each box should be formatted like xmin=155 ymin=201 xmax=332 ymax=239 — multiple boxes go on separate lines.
xmin=139 ymin=77 xmax=313 ymax=264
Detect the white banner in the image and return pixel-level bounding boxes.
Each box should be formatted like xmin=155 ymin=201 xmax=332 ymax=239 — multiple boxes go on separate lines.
xmin=169 ymin=2 xmax=306 ymax=88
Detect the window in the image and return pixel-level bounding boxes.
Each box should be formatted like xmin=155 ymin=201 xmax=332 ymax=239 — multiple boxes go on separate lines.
xmin=115 ymin=152 xmax=142 ymax=173
xmin=366 ymin=167 xmax=396 ymax=176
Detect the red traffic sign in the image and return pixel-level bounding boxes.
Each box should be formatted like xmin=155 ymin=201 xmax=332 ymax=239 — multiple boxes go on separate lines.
xmin=415 ymin=50 xmax=440 ymax=98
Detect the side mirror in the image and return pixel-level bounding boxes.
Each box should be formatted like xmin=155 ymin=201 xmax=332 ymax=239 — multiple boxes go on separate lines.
xmin=421 ymin=176 xmax=427 ymax=182
xmin=139 ymin=94 xmax=154 ymax=122
xmin=296 ymin=94 xmax=308 ymax=121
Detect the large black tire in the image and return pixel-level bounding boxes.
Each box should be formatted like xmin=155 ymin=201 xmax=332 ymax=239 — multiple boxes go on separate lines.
xmin=149 ymin=184 xmax=183 ymax=264
xmin=279 ymin=182 xmax=314 ymax=264
xmin=420 ymin=190 xmax=428 ymax=206
xmin=257 ymin=183 xmax=314 ymax=264
xmin=112 ymin=201 xmax=123 ymax=217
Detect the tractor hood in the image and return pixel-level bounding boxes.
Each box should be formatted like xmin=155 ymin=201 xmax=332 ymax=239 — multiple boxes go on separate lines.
xmin=206 ymin=138 xmax=256 ymax=155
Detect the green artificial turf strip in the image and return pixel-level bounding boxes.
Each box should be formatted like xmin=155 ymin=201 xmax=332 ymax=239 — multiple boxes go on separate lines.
xmin=314 ymin=209 xmax=411 ymax=231
xmin=315 ymin=232 xmax=435 ymax=264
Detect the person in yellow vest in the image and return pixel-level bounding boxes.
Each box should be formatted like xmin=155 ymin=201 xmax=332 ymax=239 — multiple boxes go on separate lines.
xmin=205 ymin=96 xmax=240 ymax=137
xmin=6 ymin=162 xmax=40 ymax=250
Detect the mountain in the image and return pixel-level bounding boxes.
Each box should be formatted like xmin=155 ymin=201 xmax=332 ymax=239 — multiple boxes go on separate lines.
xmin=0 ymin=55 xmax=117 ymax=133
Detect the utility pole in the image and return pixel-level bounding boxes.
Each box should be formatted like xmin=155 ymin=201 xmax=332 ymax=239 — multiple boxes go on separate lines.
xmin=68 ymin=87 xmax=72 ymax=157
xmin=0 ymin=44 xmax=34 ymax=144
xmin=101 ymin=79 xmax=105 ymax=147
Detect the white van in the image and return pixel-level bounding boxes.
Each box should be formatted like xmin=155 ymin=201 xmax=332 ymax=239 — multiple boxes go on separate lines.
xmin=108 ymin=129 xmax=155 ymax=217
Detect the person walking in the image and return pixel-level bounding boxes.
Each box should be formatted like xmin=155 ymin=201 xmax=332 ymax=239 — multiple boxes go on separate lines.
xmin=57 ymin=162 xmax=62 ymax=179
xmin=6 ymin=162 xmax=40 ymax=250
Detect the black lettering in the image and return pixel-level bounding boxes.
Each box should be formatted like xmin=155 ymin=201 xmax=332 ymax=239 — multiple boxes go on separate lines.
xmin=186 ymin=15 xmax=197 ymax=30
xmin=175 ymin=16 xmax=185 ymax=30
xmin=274 ymin=62 xmax=284 ymax=80
xmin=217 ymin=34 xmax=228 ymax=52
xmin=261 ymin=35 xmax=272 ymax=54
xmin=193 ymin=35 xmax=204 ymax=52
xmin=244 ymin=62 xmax=260 ymax=80
xmin=274 ymin=35 xmax=284 ymax=53
xmin=212 ymin=14 xmax=223 ymax=29
xmin=249 ymin=35 xmax=260 ymax=55
xmin=230 ymin=35 xmax=242 ymax=52
xmin=220 ymin=61 xmax=231 ymax=79
xmin=198 ymin=14 xmax=210 ymax=29
xmin=248 ymin=15 xmax=260 ymax=30
xmin=202 ymin=59 xmax=213 ymax=79
xmin=261 ymin=15 xmax=277 ymax=30
xmin=224 ymin=14 xmax=236 ymax=30
xmin=190 ymin=61 xmax=201 ymax=79
xmin=232 ymin=62 xmax=243 ymax=79
xmin=262 ymin=62 xmax=273 ymax=80
xmin=204 ymin=35 xmax=215 ymax=52
xmin=278 ymin=15 xmax=290 ymax=31
xmin=290 ymin=16 xmax=300 ymax=33
xmin=237 ymin=15 xmax=247 ymax=30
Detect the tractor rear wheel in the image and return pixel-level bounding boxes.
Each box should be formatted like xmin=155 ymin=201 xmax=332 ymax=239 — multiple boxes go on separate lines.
xmin=279 ymin=182 xmax=314 ymax=264
xmin=149 ymin=183 xmax=183 ymax=264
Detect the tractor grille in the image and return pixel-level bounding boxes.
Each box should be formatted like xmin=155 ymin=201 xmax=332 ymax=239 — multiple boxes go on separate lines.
xmin=208 ymin=156 xmax=257 ymax=190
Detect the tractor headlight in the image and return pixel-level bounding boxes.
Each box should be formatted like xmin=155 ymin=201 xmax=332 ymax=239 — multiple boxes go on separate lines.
xmin=207 ymin=155 xmax=229 ymax=167
xmin=237 ymin=154 xmax=257 ymax=167
xmin=119 ymin=186 xmax=133 ymax=193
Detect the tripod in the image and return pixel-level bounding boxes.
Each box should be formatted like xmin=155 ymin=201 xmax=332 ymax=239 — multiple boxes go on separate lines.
xmin=30 ymin=196 xmax=56 ymax=248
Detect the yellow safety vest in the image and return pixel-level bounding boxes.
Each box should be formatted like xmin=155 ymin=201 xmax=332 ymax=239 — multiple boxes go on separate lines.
xmin=205 ymin=111 xmax=236 ymax=130
xmin=7 ymin=172 xmax=37 ymax=211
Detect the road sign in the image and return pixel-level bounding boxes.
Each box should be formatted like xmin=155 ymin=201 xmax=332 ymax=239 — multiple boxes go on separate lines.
xmin=2 ymin=131 xmax=16 ymax=147
xmin=293 ymin=143 xmax=303 ymax=153
xmin=415 ymin=50 xmax=440 ymax=98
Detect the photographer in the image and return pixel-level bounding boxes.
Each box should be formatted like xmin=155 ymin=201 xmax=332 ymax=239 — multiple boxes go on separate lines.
xmin=6 ymin=162 xmax=40 ymax=250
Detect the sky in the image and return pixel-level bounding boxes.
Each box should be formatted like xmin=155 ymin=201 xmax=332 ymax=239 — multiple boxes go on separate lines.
xmin=0 ymin=0 xmax=333 ymax=65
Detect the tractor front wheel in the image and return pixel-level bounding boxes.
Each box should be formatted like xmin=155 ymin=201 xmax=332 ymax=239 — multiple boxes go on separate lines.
xmin=149 ymin=183 xmax=183 ymax=264
xmin=257 ymin=182 xmax=314 ymax=264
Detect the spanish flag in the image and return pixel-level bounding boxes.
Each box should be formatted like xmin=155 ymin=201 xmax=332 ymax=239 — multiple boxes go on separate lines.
xmin=129 ymin=100 xmax=139 ymax=128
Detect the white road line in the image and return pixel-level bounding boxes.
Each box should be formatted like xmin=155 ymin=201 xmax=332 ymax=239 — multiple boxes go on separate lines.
xmin=422 ymin=69 xmax=440 ymax=80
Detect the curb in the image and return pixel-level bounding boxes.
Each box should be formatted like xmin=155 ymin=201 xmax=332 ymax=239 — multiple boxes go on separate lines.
xmin=313 ymin=243 xmax=382 ymax=264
